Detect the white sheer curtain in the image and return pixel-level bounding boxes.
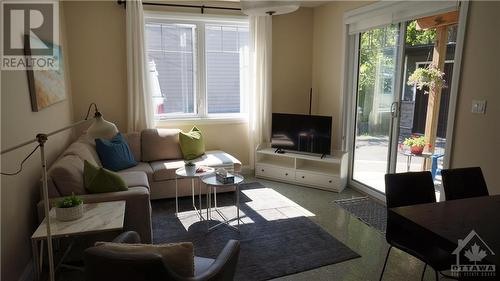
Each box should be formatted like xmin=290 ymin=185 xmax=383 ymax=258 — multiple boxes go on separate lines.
xmin=126 ymin=0 xmax=154 ymax=132
xmin=248 ymin=15 xmax=272 ymax=169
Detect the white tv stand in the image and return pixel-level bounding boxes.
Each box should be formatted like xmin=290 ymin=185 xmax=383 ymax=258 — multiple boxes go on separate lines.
xmin=255 ymin=148 xmax=348 ymax=192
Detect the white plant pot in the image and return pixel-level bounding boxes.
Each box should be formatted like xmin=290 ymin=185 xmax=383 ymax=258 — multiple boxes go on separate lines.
xmin=185 ymin=165 xmax=196 ymax=176
xmin=55 ymin=204 xmax=84 ymax=221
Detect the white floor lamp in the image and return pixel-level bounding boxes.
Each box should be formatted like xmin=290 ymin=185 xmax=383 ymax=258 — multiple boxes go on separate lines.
xmin=0 ymin=103 xmax=118 ymax=281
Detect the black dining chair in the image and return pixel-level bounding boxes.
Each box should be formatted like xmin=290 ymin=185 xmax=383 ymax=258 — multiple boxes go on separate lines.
xmin=441 ymin=167 xmax=489 ymax=201
xmin=381 ymin=171 xmax=455 ymax=281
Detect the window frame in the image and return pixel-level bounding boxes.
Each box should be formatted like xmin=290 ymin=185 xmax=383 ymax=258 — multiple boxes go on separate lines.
xmin=144 ymin=12 xmax=249 ymax=122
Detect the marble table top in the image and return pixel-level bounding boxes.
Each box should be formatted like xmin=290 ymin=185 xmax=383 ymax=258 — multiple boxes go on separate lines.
xmin=32 ymin=201 xmax=125 ymax=240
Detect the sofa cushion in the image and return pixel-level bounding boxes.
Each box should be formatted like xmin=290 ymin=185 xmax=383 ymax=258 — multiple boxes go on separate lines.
xmin=141 ymin=129 xmax=183 ymax=162
xmin=120 ymin=162 xmax=154 ymax=183
xmin=118 ymin=171 xmax=150 ymax=189
xmin=150 ymin=151 xmax=242 ymax=182
xmin=63 ymin=140 xmax=101 ymax=167
xmin=193 ymin=151 xmax=242 ymax=171
xmin=179 ymin=126 xmax=205 ymax=160
xmin=49 ymin=155 xmax=87 ymax=196
xmin=150 ymin=160 xmax=184 ymax=181
xmin=95 ymin=133 xmax=138 ymax=172
xmin=124 ymin=132 xmax=141 ymax=161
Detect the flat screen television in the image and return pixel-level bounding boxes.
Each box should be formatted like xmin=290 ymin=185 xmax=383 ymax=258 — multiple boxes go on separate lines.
xmin=271 ymin=113 xmax=332 ymax=155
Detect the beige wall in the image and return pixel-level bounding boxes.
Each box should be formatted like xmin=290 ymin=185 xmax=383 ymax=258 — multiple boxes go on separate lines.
xmin=272 ymin=7 xmax=313 ymax=115
xmin=312 ymin=1 xmax=371 ymax=150
xmin=64 ymin=1 xmax=128 ymax=131
xmin=450 ymin=1 xmax=500 ymax=194
xmin=1 ymin=5 xmax=74 ymax=280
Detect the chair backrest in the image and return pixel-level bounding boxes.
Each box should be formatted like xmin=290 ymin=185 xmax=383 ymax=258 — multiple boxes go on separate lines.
xmin=84 ymin=237 xmax=241 ymax=281
xmin=84 ymin=247 xmax=171 ymax=281
xmin=441 ymin=167 xmax=489 ymax=201
xmin=385 ymin=171 xmax=436 ymax=208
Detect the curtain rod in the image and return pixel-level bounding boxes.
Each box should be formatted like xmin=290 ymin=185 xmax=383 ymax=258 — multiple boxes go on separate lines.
xmin=117 ymin=1 xmax=242 ymax=14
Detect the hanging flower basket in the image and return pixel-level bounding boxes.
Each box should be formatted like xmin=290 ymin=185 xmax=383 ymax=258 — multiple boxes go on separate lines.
xmin=407 ymin=64 xmax=447 ymax=94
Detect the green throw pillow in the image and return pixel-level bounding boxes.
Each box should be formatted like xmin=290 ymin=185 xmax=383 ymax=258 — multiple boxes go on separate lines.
xmin=179 ymin=126 xmax=205 ymax=160
xmin=83 ymin=160 xmax=128 ymax=194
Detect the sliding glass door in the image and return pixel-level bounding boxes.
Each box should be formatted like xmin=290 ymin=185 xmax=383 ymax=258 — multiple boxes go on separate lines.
xmin=347 ymin=19 xmax=461 ymax=199
xmin=351 ymin=24 xmax=402 ymax=193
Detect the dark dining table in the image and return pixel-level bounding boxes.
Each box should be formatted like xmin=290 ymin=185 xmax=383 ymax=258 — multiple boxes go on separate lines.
xmin=389 ymin=195 xmax=500 ymax=272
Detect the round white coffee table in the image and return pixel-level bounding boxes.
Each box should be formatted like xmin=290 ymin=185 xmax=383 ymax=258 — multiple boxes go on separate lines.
xmin=175 ymin=166 xmax=215 ymax=220
xmin=201 ymin=174 xmax=244 ymax=232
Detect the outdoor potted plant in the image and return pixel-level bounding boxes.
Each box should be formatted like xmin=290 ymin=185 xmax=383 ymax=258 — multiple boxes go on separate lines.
xmin=184 ymin=161 xmax=196 ymax=176
xmin=403 ymin=135 xmax=427 ymax=155
xmin=55 ymin=193 xmax=84 ymax=221
xmin=407 ymin=64 xmax=446 ymax=94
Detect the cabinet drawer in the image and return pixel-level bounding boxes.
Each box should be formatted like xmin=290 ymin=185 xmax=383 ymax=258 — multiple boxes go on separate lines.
xmin=256 ymin=164 xmax=295 ymax=180
xmin=295 ymin=171 xmax=339 ymax=189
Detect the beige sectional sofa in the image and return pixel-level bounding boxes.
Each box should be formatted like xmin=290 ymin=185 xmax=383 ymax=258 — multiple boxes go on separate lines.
xmin=38 ymin=128 xmax=241 ymax=243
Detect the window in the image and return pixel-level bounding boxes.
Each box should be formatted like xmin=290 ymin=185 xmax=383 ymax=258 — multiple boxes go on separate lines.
xmin=145 ymin=16 xmax=249 ymax=120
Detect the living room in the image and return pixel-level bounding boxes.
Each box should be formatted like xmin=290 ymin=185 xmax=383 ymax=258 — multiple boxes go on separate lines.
xmin=1 ymin=1 xmax=499 ymax=281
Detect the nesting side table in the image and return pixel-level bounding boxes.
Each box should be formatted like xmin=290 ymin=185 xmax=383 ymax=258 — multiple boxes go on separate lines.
xmin=201 ymin=174 xmax=244 ymax=232
xmin=175 ymin=167 xmax=215 ymax=220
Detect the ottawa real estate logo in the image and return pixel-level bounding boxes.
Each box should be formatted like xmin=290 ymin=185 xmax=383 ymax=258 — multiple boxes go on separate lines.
xmin=451 ymin=230 xmax=496 ymax=278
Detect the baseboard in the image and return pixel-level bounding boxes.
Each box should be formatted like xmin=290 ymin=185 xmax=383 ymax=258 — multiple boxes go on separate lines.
xmin=18 ymin=260 xmax=34 ymax=281
xmin=240 ymin=165 xmax=254 ymax=177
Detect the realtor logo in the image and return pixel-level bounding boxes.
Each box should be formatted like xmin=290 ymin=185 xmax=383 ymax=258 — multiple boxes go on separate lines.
xmin=1 ymin=1 xmax=59 ymax=70
xmin=451 ymin=230 xmax=496 ymax=277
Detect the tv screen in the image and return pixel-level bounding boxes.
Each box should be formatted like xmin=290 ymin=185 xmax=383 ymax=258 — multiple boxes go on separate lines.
xmin=271 ymin=113 xmax=332 ymax=155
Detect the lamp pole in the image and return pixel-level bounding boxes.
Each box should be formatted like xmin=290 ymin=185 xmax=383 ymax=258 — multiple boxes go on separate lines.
xmin=37 ymin=133 xmax=55 ymax=281
xmin=1 ymin=102 xmax=117 ymax=281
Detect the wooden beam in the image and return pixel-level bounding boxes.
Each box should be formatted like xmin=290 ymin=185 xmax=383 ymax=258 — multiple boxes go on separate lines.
xmin=423 ymin=26 xmax=448 ymax=168
xmin=416 ymin=11 xmax=459 ymax=30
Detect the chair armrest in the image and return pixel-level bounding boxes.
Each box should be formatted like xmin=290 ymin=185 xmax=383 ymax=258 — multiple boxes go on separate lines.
xmin=192 ymin=240 xmax=240 ymax=281
xmin=112 ymin=231 xmax=141 ymax=244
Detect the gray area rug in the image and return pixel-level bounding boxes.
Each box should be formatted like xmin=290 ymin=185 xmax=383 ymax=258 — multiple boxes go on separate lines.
xmin=334 ymin=197 xmax=387 ymax=233
xmin=152 ymin=182 xmax=360 ymax=281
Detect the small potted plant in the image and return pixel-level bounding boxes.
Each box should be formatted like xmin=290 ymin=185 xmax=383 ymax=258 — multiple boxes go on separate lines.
xmin=184 ymin=161 xmax=196 ymax=176
xmin=403 ymin=135 xmax=427 ymax=155
xmin=55 ymin=193 xmax=84 ymax=221
xmin=407 ymin=64 xmax=446 ymax=94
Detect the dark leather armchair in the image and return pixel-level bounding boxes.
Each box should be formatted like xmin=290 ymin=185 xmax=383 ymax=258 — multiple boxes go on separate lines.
xmin=84 ymin=231 xmax=240 ymax=281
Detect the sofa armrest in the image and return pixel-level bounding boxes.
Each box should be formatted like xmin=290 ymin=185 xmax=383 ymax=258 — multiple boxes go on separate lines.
xmin=37 ymin=187 xmax=152 ymax=243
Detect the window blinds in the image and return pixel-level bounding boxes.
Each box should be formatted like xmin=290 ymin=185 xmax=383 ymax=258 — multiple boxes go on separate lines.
xmin=344 ymin=1 xmax=459 ymax=35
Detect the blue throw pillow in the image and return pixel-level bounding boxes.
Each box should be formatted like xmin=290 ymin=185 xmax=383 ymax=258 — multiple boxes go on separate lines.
xmin=95 ymin=133 xmax=138 ymax=171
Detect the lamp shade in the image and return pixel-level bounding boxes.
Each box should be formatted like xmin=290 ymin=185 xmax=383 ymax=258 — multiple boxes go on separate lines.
xmin=87 ymin=115 xmax=119 ymax=141
xmin=241 ymin=1 xmax=300 ymax=16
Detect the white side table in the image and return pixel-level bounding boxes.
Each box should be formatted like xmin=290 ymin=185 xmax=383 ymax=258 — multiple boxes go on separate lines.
xmin=201 ymin=174 xmax=244 ymax=232
xmin=31 ymin=201 xmax=126 ymax=281
xmin=175 ymin=167 xmax=215 ymax=220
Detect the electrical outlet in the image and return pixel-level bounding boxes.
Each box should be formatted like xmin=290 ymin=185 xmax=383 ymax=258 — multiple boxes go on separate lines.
xmin=471 ymin=100 xmax=487 ymax=114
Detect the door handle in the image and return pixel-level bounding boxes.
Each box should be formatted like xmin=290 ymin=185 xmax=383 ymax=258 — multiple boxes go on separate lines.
xmin=390 ymin=102 xmax=399 ymax=118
